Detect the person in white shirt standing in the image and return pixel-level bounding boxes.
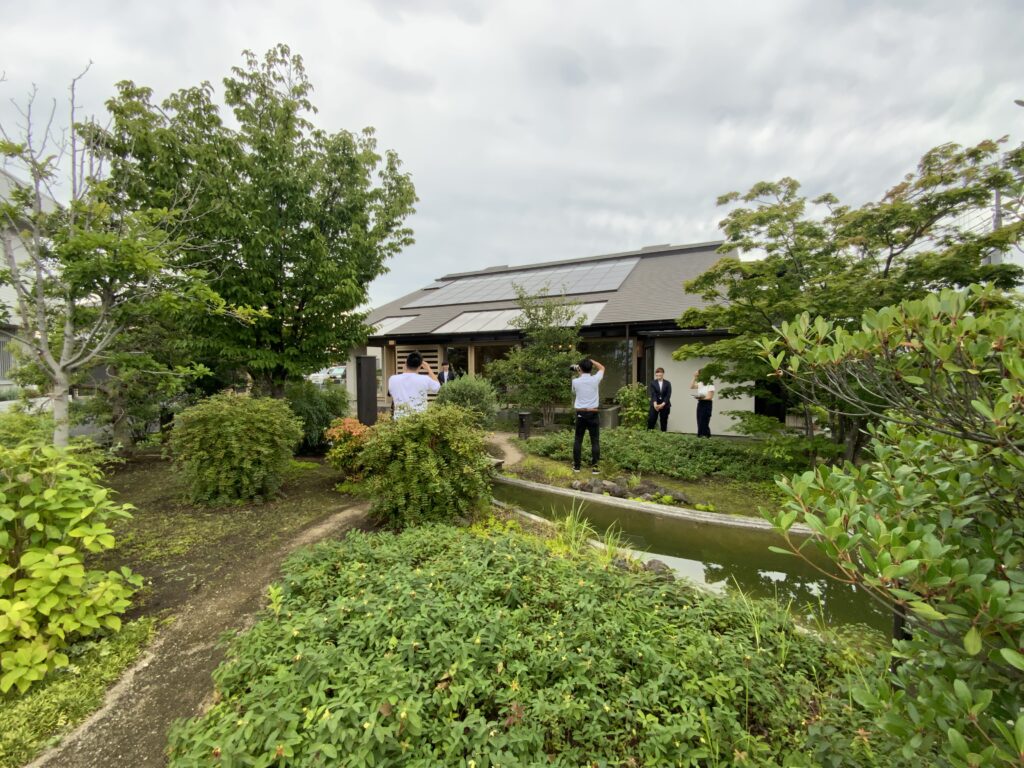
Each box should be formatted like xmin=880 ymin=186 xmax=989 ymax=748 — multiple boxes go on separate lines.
xmin=388 ymin=351 xmax=440 ymax=418
xmin=571 ymin=357 xmax=605 ymax=473
xmin=690 ymin=368 xmax=715 ymax=438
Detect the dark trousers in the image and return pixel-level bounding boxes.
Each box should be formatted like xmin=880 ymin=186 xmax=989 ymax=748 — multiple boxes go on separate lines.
xmin=696 ymin=399 xmax=713 ymax=438
xmin=573 ymin=411 xmax=600 ymax=468
xmin=647 ymin=405 xmax=670 ymax=431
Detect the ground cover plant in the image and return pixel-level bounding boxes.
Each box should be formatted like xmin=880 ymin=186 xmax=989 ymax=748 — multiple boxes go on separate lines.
xmin=523 ymin=428 xmax=797 ymax=482
xmin=509 ymin=454 xmax=780 ymax=516
xmin=169 ymin=392 xmax=303 ymax=504
xmin=166 ymin=523 xmax=911 ymax=767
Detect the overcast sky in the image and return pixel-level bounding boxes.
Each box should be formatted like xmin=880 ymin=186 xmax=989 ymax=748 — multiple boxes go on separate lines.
xmin=2 ymin=0 xmax=1020 ymax=308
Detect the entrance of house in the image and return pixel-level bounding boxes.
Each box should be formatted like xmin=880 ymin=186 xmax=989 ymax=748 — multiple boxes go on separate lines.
xmin=444 ymin=346 xmax=469 ymax=378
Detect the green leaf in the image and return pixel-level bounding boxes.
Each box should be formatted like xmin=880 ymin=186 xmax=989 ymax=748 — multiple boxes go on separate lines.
xmin=908 ymin=601 xmax=947 ymax=621
xmin=1000 ymin=647 xmax=1024 ymax=671
xmin=963 ymin=626 xmax=982 ymax=656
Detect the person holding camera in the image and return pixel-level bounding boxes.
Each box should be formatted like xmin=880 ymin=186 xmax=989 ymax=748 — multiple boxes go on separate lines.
xmin=647 ymin=367 xmax=672 ymax=431
xmin=571 ymin=358 xmax=605 ymax=473
xmin=690 ymin=368 xmax=715 ymax=438
xmin=387 ymin=351 xmax=440 ymax=418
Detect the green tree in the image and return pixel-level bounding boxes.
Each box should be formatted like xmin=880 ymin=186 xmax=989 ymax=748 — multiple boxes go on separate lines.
xmin=100 ymin=45 xmax=417 ymax=395
xmin=763 ymin=284 xmax=1024 ymax=767
xmin=0 ymin=71 xmax=221 ymax=447
xmin=486 ymin=287 xmax=583 ymax=426
xmin=676 ymin=137 xmax=1023 ymax=458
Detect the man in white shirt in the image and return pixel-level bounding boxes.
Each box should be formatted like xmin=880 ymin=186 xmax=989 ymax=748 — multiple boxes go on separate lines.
xmin=388 ymin=352 xmax=440 ymax=418
xmin=571 ymin=358 xmax=605 ymax=473
xmin=690 ymin=368 xmax=715 ymax=438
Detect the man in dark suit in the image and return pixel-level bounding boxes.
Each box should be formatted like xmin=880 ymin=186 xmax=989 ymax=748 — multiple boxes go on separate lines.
xmin=647 ymin=367 xmax=672 ymax=431
xmin=438 ymin=362 xmax=457 ymax=386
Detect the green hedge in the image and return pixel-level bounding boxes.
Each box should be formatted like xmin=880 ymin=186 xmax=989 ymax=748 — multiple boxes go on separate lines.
xmin=524 ymin=428 xmax=798 ymax=482
xmin=169 ymin=393 xmax=303 ymax=504
xmin=166 ymin=524 xmax=911 ymax=767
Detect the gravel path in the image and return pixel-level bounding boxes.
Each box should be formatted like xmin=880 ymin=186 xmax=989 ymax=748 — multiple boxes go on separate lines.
xmin=486 ymin=431 xmax=525 ymax=468
xmin=27 ymin=504 xmax=369 ymax=768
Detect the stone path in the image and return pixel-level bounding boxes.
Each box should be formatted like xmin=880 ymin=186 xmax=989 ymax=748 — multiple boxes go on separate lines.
xmin=27 ymin=504 xmax=369 ymax=768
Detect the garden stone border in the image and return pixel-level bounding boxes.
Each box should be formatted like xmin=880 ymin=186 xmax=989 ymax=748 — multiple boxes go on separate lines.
xmin=494 ymin=474 xmax=813 ymax=535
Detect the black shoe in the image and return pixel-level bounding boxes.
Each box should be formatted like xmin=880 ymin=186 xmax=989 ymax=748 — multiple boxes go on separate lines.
xmin=573 ymin=467 xmax=581 ymax=473
xmin=591 ymin=467 xmax=600 ymax=475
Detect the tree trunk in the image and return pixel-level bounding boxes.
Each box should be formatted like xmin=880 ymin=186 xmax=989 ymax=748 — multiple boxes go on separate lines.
xmin=109 ymin=389 xmax=136 ymax=454
xmin=51 ymin=372 xmax=71 ymax=448
xmin=843 ymin=417 xmax=862 ymax=463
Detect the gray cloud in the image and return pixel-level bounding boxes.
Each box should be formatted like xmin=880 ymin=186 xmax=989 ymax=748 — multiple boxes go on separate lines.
xmin=2 ymin=0 xmax=1020 ymax=310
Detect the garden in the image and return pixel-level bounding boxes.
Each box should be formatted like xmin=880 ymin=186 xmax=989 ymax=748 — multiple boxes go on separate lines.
xmin=0 ymin=43 xmax=1022 ymax=768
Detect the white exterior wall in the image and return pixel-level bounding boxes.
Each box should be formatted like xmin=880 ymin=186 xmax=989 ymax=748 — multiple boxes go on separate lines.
xmin=653 ymin=338 xmax=754 ymax=436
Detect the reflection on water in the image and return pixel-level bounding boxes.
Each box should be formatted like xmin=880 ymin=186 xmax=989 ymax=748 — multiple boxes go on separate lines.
xmin=494 ymin=481 xmax=889 ymax=632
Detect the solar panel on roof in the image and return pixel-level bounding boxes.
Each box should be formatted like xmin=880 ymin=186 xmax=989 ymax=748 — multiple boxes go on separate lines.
xmin=432 ymin=302 xmax=607 ymax=334
xmin=405 ymin=258 xmax=639 ymax=308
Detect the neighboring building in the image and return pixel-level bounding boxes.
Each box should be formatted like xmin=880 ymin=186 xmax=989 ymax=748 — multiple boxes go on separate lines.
xmin=0 ymin=169 xmax=30 ymax=387
xmin=355 ymin=241 xmax=757 ymax=435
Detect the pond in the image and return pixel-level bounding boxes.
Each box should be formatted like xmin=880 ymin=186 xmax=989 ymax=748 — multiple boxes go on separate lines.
xmin=494 ymin=477 xmax=890 ymax=632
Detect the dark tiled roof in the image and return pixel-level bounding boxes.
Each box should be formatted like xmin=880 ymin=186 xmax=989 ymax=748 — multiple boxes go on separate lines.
xmin=366 ymin=241 xmax=729 ymax=337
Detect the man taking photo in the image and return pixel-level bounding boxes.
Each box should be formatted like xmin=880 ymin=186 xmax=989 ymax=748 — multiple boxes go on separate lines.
xmin=571 ymin=358 xmax=605 ymax=474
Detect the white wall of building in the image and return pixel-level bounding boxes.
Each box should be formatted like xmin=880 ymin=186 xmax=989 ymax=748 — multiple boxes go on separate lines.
xmin=653 ymin=338 xmax=754 ymax=436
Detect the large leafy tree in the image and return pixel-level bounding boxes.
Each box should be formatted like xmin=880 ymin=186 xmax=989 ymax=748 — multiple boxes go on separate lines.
xmin=0 ymin=72 xmax=220 ymax=446
xmin=676 ymin=137 xmax=1023 ymax=457
xmin=763 ymin=284 xmax=1024 ymax=767
xmin=486 ymin=288 xmax=583 ymax=426
xmin=100 ymin=45 xmax=417 ymax=394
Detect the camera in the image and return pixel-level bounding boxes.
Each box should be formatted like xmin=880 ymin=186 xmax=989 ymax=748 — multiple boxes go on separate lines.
xmin=569 ymin=364 xmax=581 ymax=373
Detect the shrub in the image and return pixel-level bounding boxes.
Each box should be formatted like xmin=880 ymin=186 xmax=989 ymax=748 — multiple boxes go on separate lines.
xmin=726 ymin=411 xmax=841 ymax=468
xmin=614 ymin=382 xmax=648 ymax=429
xmin=284 ymin=380 xmax=348 ymax=455
xmin=324 ymin=417 xmax=371 ymax=478
xmin=358 ymin=405 xmax=492 ymax=528
xmin=166 ymin=525 xmax=913 ymax=767
xmin=169 ymin=393 xmax=303 ymax=504
xmin=525 ymin=428 xmax=797 ymax=482
xmin=0 ymin=411 xmax=53 ymax=449
xmin=0 ymin=444 xmax=141 ymax=695
xmin=764 ymin=285 xmax=1024 ymax=766
xmin=434 ymin=376 xmax=498 ymax=427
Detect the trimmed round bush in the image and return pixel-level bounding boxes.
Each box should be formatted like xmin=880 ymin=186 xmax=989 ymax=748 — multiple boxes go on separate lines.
xmin=359 ymin=404 xmax=492 ymax=528
xmin=434 ymin=376 xmax=499 ymax=427
xmin=170 ymin=392 xmax=303 ymax=504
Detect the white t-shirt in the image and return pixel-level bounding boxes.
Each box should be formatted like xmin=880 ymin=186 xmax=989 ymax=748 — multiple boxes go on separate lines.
xmin=388 ymin=372 xmax=440 ymax=417
xmin=695 ymin=381 xmax=715 ymax=400
xmin=571 ymin=370 xmax=604 ymax=409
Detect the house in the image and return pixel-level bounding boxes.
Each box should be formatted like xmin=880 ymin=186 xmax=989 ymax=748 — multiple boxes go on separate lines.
xmin=354 ymin=240 xmax=756 ymax=434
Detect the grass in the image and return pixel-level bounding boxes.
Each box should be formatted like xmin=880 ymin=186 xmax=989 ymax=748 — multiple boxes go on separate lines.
xmin=0 ymin=619 xmax=156 ymax=768
xmin=511 ymin=452 xmax=782 ymax=516
xmin=106 ymin=456 xmax=348 ymax=572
